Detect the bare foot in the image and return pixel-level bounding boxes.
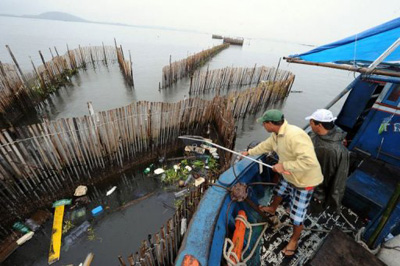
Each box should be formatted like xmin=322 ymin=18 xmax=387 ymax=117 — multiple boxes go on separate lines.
xmin=259 ymin=205 xmax=275 ymax=215
xmin=282 ymin=239 xmax=298 ymax=256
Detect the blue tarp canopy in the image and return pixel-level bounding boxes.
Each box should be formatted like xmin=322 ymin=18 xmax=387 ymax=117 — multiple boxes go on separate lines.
xmin=290 ymin=17 xmax=400 ymax=65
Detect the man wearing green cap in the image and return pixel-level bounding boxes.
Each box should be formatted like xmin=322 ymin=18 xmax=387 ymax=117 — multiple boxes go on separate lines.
xmin=241 ymin=109 xmax=323 ymax=256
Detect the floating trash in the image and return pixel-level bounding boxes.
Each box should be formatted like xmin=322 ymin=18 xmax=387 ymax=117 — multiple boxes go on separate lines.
xmin=180 ymin=218 xmax=187 ymax=236
xmin=91 ymin=206 xmax=103 ymax=216
xmin=52 ymin=199 xmax=72 ymax=208
xmin=174 ymin=189 xmax=189 ymax=198
xmin=74 ymin=185 xmax=88 ymax=197
xmin=195 ymin=177 xmax=205 ymax=187
xmin=184 ymin=166 xmax=192 ymax=172
xmin=143 ymin=168 xmax=151 ymax=174
xmin=25 ymin=218 xmax=40 ymax=231
xmin=154 ymin=168 xmax=165 ymax=175
xmin=106 ymin=186 xmax=117 ymax=196
xmin=173 ymin=164 xmax=180 ymax=172
xmin=144 ymin=164 xmax=154 ymax=174
xmin=184 ymin=145 xmax=205 ymax=154
xmin=184 ymin=174 xmax=194 ymax=186
xmin=64 ymin=221 xmax=90 ymax=247
xmin=16 ymin=231 xmax=34 ymax=246
xmin=13 ymin=222 xmax=30 ymax=234
xmin=70 ymin=208 xmax=87 ymax=222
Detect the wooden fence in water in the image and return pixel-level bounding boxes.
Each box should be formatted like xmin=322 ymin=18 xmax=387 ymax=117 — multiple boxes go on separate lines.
xmin=0 ymin=96 xmax=236 ymax=237
xmin=0 ymin=43 xmax=133 ymax=125
xmin=189 ymin=65 xmax=294 ymax=95
xmin=0 ymin=68 xmax=294 ymax=238
xmin=161 ymin=43 xmax=229 ymax=89
xmin=226 ymin=77 xmax=295 ymax=118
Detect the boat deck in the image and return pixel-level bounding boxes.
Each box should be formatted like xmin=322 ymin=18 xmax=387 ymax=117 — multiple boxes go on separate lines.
xmin=259 ymin=205 xmax=368 ymax=265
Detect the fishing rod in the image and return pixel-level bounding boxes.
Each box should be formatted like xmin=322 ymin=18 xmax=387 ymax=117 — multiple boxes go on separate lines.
xmin=178 ymin=135 xmax=291 ymax=175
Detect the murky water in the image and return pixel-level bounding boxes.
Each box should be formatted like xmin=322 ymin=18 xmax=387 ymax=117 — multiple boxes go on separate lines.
xmin=1 ymin=16 xmax=355 ymax=265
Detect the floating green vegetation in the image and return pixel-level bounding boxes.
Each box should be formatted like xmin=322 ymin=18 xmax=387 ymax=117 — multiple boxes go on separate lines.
xmin=174 ymin=198 xmax=184 ymax=208
xmin=63 ymin=220 xmax=75 ymax=234
xmin=87 ymin=226 xmax=102 ymax=242
xmin=160 ymin=155 xmax=219 ymax=185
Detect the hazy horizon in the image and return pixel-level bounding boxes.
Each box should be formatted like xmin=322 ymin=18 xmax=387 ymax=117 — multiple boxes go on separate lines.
xmin=0 ymin=0 xmax=399 ymax=45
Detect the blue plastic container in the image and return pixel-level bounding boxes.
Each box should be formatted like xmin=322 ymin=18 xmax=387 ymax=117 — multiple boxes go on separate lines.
xmin=91 ymin=206 xmax=103 ymax=216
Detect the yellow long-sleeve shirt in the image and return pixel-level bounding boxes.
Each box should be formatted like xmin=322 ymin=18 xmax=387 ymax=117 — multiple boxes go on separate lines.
xmin=249 ymin=120 xmax=323 ymax=188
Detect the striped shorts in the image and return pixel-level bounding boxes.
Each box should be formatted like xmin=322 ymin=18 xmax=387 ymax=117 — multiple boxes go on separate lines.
xmin=273 ymin=178 xmax=314 ymax=226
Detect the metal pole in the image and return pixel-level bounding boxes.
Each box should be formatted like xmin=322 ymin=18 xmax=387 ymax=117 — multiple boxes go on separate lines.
xmin=303 ymin=75 xmax=362 ymax=129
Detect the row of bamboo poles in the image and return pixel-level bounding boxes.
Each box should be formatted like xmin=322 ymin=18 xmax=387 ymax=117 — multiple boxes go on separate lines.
xmin=114 ymin=39 xmax=135 ymax=87
xmin=226 ymin=78 xmax=295 ymax=118
xmin=189 ymin=65 xmax=294 ymax=95
xmin=161 ymin=43 xmax=229 ymax=89
xmin=0 ymin=42 xmax=133 ymax=126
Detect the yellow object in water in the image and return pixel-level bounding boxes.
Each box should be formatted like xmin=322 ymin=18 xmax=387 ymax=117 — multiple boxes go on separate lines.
xmin=48 ymin=205 xmax=65 ymax=264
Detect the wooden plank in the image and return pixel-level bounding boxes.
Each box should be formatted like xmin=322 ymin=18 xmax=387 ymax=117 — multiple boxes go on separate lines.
xmin=48 ymin=205 xmax=65 ymax=265
xmin=308 ymin=228 xmax=385 ymax=266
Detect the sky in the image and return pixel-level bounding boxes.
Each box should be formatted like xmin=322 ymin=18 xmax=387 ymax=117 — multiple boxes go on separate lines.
xmin=0 ymin=0 xmax=399 ymax=44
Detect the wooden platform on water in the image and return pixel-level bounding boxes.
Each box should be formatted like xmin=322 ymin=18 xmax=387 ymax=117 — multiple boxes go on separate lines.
xmin=223 ymin=37 xmax=244 ymax=46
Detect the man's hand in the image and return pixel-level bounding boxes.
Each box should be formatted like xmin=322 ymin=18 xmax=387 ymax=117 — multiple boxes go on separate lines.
xmin=272 ymin=163 xmax=290 ymax=175
xmin=239 ymin=151 xmax=249 ymax=160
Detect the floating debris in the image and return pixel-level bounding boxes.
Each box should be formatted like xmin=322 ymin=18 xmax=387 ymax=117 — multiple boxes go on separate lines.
xmin=181 ymin=218 xmax=187 ymax=236
xmin=64 ymin=221 xmax=91 ymax=247
xmin=83 ymin=252 xmax=95 ymax=266
xmin=174 ymin=164 xmax=181 ymax=172
xmin=48 ymin=205 xmax=65 ymax=264
xmin=63 ymin=220 xmax=75 ymax=234
xmin=91 ymin=206 xmax=103 ymax=216
xmin=143 ymin=164 xmax=154 ymax=174
xmin=106 ymin=186 xmax=117 ymax=196
xmin=174 ymin=189 xmax=189 ymax=198
xmin=12 ymin=222 xmax=30 ymax=234
xmin=184 ymin=174 xmax=194 ymax=186
xmin=185 ymin=145 xmax=205 ymax=154
xmin=74 ymin=186 xmax=88 ymax=197
xmin=16 ymin=232 xmax=34 ymax=246
xmin=70 ymin=208 xmax=87 ymax=222
xmin=154 ymin=168 xmax=165 ymax=175
xmin=24 ymin=219 xmax=40 ymax=232
xmin=194 ymin=177 xmax=206 ymax=187
xmin=52 ymin=199 xmax=72 ymax=208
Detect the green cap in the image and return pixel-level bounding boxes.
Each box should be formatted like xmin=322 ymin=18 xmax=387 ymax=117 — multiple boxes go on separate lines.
xmin=257 ymin=109 xmax=283 ymax=123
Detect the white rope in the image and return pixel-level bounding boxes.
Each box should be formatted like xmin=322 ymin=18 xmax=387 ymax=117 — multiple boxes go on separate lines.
xmin=355 ymin=227 xmax=381 ymax=255
xmin=223 ymin=214 xmax=268 ymax=266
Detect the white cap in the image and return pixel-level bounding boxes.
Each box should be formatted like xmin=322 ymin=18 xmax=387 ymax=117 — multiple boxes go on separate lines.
xmin=305 ymin=109 xmax=337 ymax=122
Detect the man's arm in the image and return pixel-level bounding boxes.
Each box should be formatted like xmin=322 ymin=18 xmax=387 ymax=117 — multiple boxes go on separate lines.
xmin=247 ymin=136 xmax=274 ymax=156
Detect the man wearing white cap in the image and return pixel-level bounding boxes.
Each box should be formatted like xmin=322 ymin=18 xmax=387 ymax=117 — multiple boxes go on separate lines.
xmin=305 ymin=109 xmax=350 ymax=213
